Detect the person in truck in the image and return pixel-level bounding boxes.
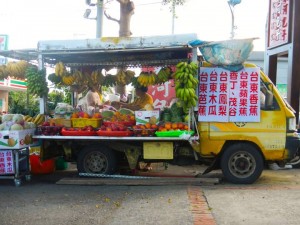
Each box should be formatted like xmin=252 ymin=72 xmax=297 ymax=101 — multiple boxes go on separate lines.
xmin=111 ymin=86 xmax=153 ymax=111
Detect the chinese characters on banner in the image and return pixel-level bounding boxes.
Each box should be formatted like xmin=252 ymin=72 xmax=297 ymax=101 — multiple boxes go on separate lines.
xmin=198 ymin=67 xmax=260 ymax=122
xmin=268 ymin=0 xmax=289 ymax=48
xmin=148 ymin=79 xmax=176 ymax=110
xmin=0 ymin=150 xmax=15 ymax=174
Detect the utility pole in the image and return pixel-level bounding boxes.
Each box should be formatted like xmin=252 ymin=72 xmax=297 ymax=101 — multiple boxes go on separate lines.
xmin=96 ymin=0 xmax=103 ymax=38
xmin=171 ymin=0 xmax=175 ymax=34
xmin=84 ymin=0 xmax=103 ymax=38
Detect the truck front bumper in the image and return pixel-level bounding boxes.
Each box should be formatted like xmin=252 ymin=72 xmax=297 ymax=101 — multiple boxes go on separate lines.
xmin=286 ymin=133 xmax=300 ymax=160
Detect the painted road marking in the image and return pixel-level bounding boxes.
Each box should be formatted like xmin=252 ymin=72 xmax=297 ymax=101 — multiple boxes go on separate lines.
xmin=187 ymin=186 xmax=217 ymax=225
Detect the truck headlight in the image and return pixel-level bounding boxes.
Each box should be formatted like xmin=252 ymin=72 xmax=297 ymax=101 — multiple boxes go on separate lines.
xmin=288 ymin=117 xmax=296 ymax=131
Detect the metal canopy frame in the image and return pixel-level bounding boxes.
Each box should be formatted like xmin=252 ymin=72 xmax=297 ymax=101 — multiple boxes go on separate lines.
xmin=0 ymin=33 xmax=198 ymax=68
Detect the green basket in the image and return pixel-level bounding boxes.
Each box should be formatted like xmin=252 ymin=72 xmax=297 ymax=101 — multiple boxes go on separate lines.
xmin=155 ymin=130 xmax=194 ymax=137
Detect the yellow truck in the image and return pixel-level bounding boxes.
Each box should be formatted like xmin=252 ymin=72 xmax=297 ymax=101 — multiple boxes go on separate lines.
xmin=1 ymin=33 xmax=299 ymax=184
xmin=197 ymin=62 xmax=300 ymax=183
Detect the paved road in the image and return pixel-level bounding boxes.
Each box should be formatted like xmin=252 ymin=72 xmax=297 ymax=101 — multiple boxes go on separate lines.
xmin=1 ymin=164 xmax=300 ymax=225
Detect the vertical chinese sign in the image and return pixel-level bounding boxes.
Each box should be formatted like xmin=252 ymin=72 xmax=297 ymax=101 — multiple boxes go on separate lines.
xmin=0 ymin=150 xmax=15 ymax=174
xmin=268 ymin=0 xmax=289 ymax=48
xmin=0 ymin=34 xmax=8 ymax=65
xmin=198 ymin=67 xmax=260 ymax=122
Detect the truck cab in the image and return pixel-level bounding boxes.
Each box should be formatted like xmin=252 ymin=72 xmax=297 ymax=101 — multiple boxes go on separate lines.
xmin=196 ymin=62 xmax=300 ymax=183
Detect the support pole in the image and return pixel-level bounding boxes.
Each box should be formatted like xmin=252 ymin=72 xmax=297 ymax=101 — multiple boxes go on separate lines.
xmin=38 ymin=53 xmax=46 ymax=114
xmin=96 ymin=0 xmax=103 ymax=38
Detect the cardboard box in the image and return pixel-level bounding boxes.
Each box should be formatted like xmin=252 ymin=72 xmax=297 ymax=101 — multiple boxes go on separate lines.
xmin=0 ymin=129 xmax=38 ymax=149
xmin=134 ymin=110 xmax=160 ymax=124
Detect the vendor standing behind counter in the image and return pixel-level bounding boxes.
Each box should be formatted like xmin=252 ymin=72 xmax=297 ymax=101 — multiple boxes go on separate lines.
xmin=111 ymin=86 xmax=153 ymax=111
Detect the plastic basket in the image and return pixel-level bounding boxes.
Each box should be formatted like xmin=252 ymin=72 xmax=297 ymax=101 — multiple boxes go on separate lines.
xmin=198 ymin=38 xmax=256 ymax=66
xmin=133 ymin=128 xmax=157 ymax=137
xmin=97 ymin=130 xmax=134 ymax=137
xmin=71 ymin=118 xmax=101 ymax=128
xmin=49 ymin=118 xmax=71 ymax=127
xmin=155 ymin=130 xmax=194 ymax=137
xmin=29 ymin=154 xmax=55 ymax=174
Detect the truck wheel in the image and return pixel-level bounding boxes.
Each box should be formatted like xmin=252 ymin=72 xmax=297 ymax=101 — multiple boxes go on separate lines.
xmin=221 ymin=143 xmax=264 ymax=184
xmin=77 ymin=146 xmax=117 ymax=174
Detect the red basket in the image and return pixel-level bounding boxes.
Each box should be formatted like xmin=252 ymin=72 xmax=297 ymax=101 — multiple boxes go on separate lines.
xmin=61 ymin=129 xmax=97 ymax=136
xmin=97 ymin=130 xmax=134 ymax=137
xmin=103 ymin=121 xmax=136 ymax=127
xmin=133 ymin=128 xmax=157 ymax=137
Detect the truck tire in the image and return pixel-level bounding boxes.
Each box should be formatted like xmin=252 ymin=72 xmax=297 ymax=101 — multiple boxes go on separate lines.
xmin=220 ymin=143 xmax=264 ymax=184
xmin=77 ymin=146 xmax=117 ymax=174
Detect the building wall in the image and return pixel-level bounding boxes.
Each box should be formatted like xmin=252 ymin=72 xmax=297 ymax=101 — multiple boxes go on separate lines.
xmin=248 ymin=51 xmax=288 ymax=98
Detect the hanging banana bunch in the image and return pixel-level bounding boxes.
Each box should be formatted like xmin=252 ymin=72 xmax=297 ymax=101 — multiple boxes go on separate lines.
xmin=174 ymin=61 xmax=199 ymax=112
xmin=156 ymin=67 xmax=173 ymax=85
xmin=73 ymin=70 xmax=85 ymax=85
xmin=25 ymin=66 xmax=49 ymax=97
xmin=91 ymin=69 xmax=105 ymax=85
xmin=116 ymin=70 xmax=127 ymax=85
xmin=5 ymin=60 xmax=30 ymax=80
xmin=125 ymin=70 xmax=135 ymax=85
xmin=55 ymin=62 xmax=67 ymax=77
xmin=0 ymin=65 xmax=8 ymax=80
xmin=137 ymin=71 xmax=156 ymax=87
xmin=48 ymin=73 xmax=62 ymax=85
xmin=62 ymin=73 xmax=75 ymax=86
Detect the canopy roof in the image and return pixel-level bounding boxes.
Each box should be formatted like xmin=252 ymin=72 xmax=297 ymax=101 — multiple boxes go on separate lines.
xmin=0 ymin=33 xmax=198 ymax=68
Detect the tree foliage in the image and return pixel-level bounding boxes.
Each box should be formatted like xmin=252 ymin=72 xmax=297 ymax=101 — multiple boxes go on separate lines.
xmin=8 ymin=92 xmax=39 ymax=116
xmin=8 ymin=89 xmax=71 ymax=116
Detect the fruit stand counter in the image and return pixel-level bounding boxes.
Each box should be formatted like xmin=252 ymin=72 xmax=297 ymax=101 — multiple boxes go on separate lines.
xmin=33 ymin=135 xmax=189 ymax=141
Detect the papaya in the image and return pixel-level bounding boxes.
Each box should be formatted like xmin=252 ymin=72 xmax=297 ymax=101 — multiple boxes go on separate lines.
xmin=118 ymin=108 xmax=134 ymax=116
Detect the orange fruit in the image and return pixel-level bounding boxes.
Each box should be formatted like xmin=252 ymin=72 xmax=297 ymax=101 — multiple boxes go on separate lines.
xmin=158 ymin=126 xmax=164 ymax=131
xmin=164 ymin=122 xmax=172 ymax=130
xmin=177 ymin=123 xmax=184 ymax=130
xmin=92 ymin=112 xmax=101 ymax=118
xmin=71 ymin=113 xmax=79 ymax=118
xmin=184 ymin=125 xmax=189 ymax=130
xmin=151 ymin=124 xmax=158 ymax=129
xmin=171 ymin=123 xmax=178 ymax=130
xmin=83 ymin=112 xmax=90 ymax=118
xmin=145 ymin=123 xmax=151 ymax=129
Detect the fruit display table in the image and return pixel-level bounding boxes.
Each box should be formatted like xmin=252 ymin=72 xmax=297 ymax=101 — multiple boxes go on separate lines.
xmin=0 ymin=147 xmax=31 ymax=186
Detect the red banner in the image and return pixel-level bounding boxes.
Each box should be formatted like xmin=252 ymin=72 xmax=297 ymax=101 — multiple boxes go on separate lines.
xmin=148 ymin=80 xmax=176 ymax=110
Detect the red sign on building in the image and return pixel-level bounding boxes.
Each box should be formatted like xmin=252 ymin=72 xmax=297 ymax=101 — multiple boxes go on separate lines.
xmin=268 ymin=0 xmax=290 ymax=48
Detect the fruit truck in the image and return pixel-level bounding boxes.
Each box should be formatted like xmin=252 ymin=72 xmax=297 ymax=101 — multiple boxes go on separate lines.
xmin=1 ymin=33 xmax=299 ymax=184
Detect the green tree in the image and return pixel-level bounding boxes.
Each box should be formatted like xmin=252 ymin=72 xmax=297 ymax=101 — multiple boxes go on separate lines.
xmin=103 ymin=0 xmax=186 ymax=95
xmin=8 ymin=92 xmax=39 ymax=116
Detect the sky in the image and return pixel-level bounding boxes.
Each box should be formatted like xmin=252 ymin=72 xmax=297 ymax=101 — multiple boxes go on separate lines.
xmin=0 ymin=0 xmax=269 ymax=51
